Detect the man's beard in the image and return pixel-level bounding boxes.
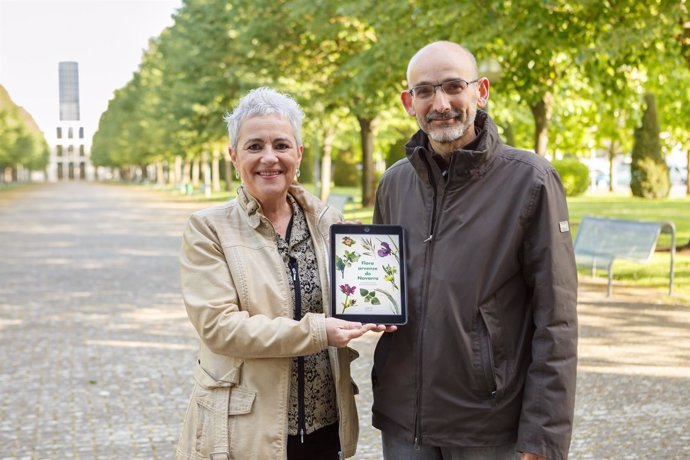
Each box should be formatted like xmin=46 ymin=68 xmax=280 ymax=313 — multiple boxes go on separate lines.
xmin=421 ymin=107 xmax=476 ymax=144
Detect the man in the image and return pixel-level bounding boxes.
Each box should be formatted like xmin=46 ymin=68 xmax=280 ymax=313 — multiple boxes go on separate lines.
xmin=372 ymin=41 xmax=578 ymax=460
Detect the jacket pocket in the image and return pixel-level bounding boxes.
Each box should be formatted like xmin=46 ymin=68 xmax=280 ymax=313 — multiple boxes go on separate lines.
xmin=228 ymin=387 xmax=255 ymax=415
xmin=177 ymin=383 xmax=230 ymax=457
xmin=177 ymin=363 xmax=256 ymax=459
xmin=473 ymin=311 xmax=497 ymax=400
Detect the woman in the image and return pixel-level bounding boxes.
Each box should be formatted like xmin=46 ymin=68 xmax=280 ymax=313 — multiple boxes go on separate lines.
xmin=175 ymin=87 xmax=391 ymax=460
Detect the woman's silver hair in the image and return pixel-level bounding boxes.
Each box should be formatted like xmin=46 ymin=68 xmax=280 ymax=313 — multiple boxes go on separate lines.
xmin=224 ymin=87 xmax=304 ymax=151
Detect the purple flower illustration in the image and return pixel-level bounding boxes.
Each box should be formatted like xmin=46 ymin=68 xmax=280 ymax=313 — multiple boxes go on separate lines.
xmin=377 ymin=242 xmax=392 ymax=257
xmin=340 ymin=284 xmax=357 ymax=296
xmin=340 ymin=284 xmax=357 ymax=311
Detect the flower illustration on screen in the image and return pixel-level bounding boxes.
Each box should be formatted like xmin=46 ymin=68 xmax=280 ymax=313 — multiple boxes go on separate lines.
xmin=377 ymin=237 xmax=399 ymax=262
xmin=359 ymin=288 xmax=381 ymax=305
xmin=382 ymin=264 xmax=399 ymax=290
xmin=342 ymin=236 xmax=355 ymax=247
xmin=340 ymin=284 xmax=357 ymax=311
xmin=377 ymin=242 xmax=392 ymax=257
xmin=335 ymin=249 xmax=360 ymax=278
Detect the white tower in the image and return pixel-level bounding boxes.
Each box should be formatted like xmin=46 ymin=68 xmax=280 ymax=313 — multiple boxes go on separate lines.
xmin=48 ymin=62 xmax=94 ymax=181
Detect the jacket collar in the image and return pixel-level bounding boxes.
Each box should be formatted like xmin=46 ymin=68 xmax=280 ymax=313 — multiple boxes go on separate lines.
xmin=237 ymin=185 xmax=262 ymax=229
xmin=405 ymin=110 xmax=500 ymax=183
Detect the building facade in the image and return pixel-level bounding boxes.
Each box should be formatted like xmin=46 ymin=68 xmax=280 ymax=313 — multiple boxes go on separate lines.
xmin=47 ymin=62 xmax=95 ymax=181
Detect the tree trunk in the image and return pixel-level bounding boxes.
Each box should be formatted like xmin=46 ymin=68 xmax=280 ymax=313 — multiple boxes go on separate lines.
xmin=223 ymin=148 xmax=234 ymax=191
xmin=529 ymin=92 xmax=553 ymax=156
xmin=192 ymin=158 xmax=200 ymax=187
xmin=320 ymin=129 xmax=336 ymax=202
xmin=212 ymin=148 xmax=221 ymax=192
xmin=174 ymin=156 xmax=183 ymax=188
xmin=156 ymin=161 xmax=165 ymax=185
xmin=182 ymin=159 xmax=191 ymax=193
xmin=201 ymin=150 xmax=211 ymax=198
xmin=358 ymin=116 xmax=379 ymax=207
xmin=686 ymin=147 xmax=690 ymax=196
xmin=608 ymin=139 xmax=617 ymax=193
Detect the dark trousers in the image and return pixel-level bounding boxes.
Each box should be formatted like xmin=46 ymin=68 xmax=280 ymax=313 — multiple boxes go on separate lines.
xmin=287 ymin=422 xmax=341 ymax=460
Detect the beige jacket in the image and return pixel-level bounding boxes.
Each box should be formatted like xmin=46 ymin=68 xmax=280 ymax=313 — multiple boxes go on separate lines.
xmin=175 ymin=184 xmax=359 ymax=460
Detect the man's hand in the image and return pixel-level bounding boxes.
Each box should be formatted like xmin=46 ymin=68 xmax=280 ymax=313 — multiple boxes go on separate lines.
xmin=325 ymin=318 xmax=396 ymax=347
xmin=521 ymin=453 xmax=549 ymax=460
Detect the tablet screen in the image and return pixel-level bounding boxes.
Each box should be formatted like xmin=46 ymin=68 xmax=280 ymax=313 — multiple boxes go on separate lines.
xmin=329 ymin=224 xmax=407 ymax=325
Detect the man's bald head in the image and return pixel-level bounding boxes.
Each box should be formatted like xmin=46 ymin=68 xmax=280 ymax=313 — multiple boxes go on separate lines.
xmin=406 ymin=41 xmax=479 ymax=86
xmin=400 ymin=41 xmax=488 ymax=156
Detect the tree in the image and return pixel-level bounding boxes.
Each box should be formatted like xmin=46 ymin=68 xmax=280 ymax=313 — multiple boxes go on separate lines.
xmin=673 ymin=1 xmax=690 ymax=195
xmin=92 ymin=0 xmax=690 ymax=202
xmin=471 ymin=1 xmax=594 ymax=156
xmin=230 ymin=0 xmax=395 ymax=204
xmin=630 ymin=93 xmax=669 ymax=198
xmin=0 ymin=84 xmax=48 ymax=181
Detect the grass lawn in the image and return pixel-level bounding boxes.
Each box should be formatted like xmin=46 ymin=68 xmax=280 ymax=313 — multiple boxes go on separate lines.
xmin=153 ymin=182 xmax=690 ymax=305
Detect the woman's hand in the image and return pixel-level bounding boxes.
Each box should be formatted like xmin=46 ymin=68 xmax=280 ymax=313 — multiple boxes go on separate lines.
xmin=325 ymin=318 xmax=397 ymax=347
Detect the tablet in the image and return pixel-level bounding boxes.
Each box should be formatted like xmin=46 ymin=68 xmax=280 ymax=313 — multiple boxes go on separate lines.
xmin=329 ymin=223 xmax=407 ymax=325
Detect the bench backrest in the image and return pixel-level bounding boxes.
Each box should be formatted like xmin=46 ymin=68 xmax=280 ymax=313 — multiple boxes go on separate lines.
xmin=326 ymin=194 xmax=354 ymax=213
xmin=573 ymin=216 xmax=664 ymax=265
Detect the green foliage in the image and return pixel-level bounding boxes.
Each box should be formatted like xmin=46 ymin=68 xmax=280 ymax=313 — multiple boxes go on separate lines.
xmin=0 ymin=84 xmax=49 ymax=174
xmin=648 ymin=45 xmax=690 ymax=190
xmin=631 ymin=157 xmax=671 ymax=199
xmin=489 ymin=91 xmax=535 ymax=152
xmin=384 ymin=136 xmax=408 ymax=168
xmin=91 ymin=0 xmax=690 ymax=201
xmin=298 ymin=144 xmax=315 ymax=184
xmin=631 ymin=94 xmax=670 ymax=198
xmin=551 ymin=158 xmax=590 ymax=197
xmin=332 ymin=147 xmax=360 ymax=187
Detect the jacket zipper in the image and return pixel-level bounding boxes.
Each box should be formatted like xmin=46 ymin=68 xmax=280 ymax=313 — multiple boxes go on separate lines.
xmin=420 ymin=148 xmax=438 ymax=244
xmin=289 ymin=257 xmax=306 ymax=443
xmin=413 ymin=151 xmax=457 ymax=448
xmin=479 ymin=310 xmax=498 ymax=399
xmin=413 ymin=151 xmax=444 ymax=448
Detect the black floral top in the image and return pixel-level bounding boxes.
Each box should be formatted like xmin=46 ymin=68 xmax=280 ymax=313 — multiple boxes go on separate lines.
xmin=278 ymin=194 xmax=338 ymax=435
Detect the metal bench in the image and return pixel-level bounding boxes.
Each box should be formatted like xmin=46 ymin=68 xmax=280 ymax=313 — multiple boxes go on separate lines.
xmin=326 ymin=193 xmax=354 ymax=213
xmin=573 ymin=216 xmax=676 ymax=297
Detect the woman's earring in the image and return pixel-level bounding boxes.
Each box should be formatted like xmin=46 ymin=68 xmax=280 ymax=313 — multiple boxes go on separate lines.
xmin=235 ymin=170 xmax=240 ymax=180
xmin=296 ymin=169 xmax=301 ymax=179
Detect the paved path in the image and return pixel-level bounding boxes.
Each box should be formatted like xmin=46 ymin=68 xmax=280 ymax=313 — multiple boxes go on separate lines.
xmin=0 ymin=182 xmax=688 ymax=459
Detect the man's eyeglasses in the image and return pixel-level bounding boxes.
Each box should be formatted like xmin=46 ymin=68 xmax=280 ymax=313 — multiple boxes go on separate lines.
xmin=408 ymin=78 xmax=479 ymax=100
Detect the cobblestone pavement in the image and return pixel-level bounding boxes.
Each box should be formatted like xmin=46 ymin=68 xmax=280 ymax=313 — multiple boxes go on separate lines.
xmin=0 ymin=182 xmax=688 ymax=459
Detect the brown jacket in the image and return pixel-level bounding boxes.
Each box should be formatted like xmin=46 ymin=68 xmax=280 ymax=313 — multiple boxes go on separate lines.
xmin=176 ymin=184 xmax=358 ymax=460
xmin=372 ymin=111 xmax=578 ymax=460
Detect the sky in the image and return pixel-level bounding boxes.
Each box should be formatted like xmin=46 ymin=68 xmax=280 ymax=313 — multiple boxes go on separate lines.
xmin=0 ymin=0 xmax=182 ymax=141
